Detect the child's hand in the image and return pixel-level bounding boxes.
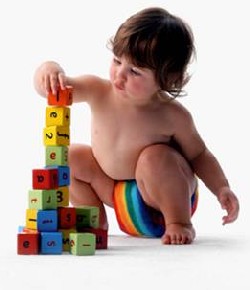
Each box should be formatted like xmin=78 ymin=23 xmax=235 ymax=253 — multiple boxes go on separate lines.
xmin=217 ymin=187 xmax=239 ymax=225
xmin=34 ymin=61 xmax=68 ymax=96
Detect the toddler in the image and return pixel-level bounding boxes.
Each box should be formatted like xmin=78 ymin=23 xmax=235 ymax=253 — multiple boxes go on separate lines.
xmin=34 ymin=7 xmax=239 ymax=244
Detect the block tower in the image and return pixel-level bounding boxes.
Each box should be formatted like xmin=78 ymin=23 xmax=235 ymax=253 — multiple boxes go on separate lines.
xmin=17 ymin=87 xmax=108 ymax=255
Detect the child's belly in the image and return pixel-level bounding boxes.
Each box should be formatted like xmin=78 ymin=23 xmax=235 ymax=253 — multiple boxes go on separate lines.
xmin=92 ymin=145 xmax=140 ymax=180
xmin=92 ymin=136 xmax=172 ymax=180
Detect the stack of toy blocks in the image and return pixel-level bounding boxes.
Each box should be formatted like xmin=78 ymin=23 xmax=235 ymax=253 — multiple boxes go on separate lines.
xmin=17 ymin=87 xmax=108 ymax=255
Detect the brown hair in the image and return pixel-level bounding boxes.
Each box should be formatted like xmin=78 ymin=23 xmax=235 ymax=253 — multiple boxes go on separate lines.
xmin=109 ymin=7 xmax=195 ymax=97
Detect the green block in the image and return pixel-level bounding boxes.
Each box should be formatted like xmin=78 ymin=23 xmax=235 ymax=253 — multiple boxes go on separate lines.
xmin=70 ymin=233 xmax=96 ymax=255
xmin=45 ymin=146 xmax=68 ymax=166
xmin=76 ymin=206 xmax=99 ymax=228
xmin=28 ymin=190 xmax=57 ymax=210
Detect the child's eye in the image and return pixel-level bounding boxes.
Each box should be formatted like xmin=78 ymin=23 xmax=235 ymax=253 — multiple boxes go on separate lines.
xmin=113 ymin=58 xmax=121 ymax=65
xmin=130 ymin=68 xmax=141 ymax=76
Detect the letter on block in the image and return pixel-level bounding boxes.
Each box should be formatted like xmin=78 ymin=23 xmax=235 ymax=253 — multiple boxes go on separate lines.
xmin=44 ymin=126 xmax=70 ymax=146
xmin=46 ymin=106 xmax=70 ymax=127
xmin=37 ymin=210 xmax=58 ymax=232
xmin=45 ymin=146 xmax=68 ymax=166
xmin=70 ymin=233 xmax=96 ymax=256
xmin=32 ymin=168 xmax=58 ymax=189
xmin=28 ymin=189 xmax=57 ymax=210
xmin=76 ymin=206 xmax=100 ymax=229
xmin=58 ymin=207 xmax=76 ymax=229
xmin=40 ymin=232 xmax=63 ymax=254
xmin=49 ymin=166 xmax=70 ymax=187
xmin=56 ymin=186 xmax=69 ymax=207
xmin=26 ymin=209 xmax=38 ymax=230
xmin=17 ymin=233 xmax=40 ymax=255
xmin=48 ymin=87 xmax=73 ymax=106
xmin=79 ymin=228 xmax=108 ymax=250
xmin=59 ymin=229 xmax=77 ymax=252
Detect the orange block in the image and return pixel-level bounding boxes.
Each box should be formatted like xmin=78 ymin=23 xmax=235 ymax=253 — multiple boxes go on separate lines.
xmin=48 ymin=86 xmax=73 ymax=106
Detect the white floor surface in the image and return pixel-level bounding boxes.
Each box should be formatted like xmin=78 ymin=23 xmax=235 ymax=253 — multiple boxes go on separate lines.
xmin=1 ymin=230 xmax=249 ymax=290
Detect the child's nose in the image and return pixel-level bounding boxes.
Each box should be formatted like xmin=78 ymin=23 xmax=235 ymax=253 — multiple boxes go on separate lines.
xmin=116 ymin=67 xmax=127 ymax=81
xmin=114 ymin=68 xmax=127 ymax=88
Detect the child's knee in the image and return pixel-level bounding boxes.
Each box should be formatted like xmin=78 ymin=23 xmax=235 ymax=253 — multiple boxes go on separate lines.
xmin=136 ymin=144 xmax=176 ymax=176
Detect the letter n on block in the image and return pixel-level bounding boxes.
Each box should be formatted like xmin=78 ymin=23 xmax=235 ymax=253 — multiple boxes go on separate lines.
xmin=32 ymin=168 xmax=58 ymax=189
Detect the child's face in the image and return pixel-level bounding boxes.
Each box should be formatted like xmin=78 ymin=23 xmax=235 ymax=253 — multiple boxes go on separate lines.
xmin=109 ymin=55 xmax=159 ymax=104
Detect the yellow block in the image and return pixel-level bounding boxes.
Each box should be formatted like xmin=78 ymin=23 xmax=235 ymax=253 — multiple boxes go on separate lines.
xmin=44 ymin=126 xmax=70 ymax=146
xmin=46 ymin=107 xmax=70 ymax=127
xmin=56 ymin=186 xmax=69 ymax=207
xmin=59 ymin=228 xmax=77 ymax=252
xmin=26 ymin=209 xmax=38 ymax=230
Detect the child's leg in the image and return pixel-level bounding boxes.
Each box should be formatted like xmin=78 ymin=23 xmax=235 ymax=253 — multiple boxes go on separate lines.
xmin=135 ymin=144 xmax=197 ymax=245
xmin=69 ymin=144 xmax=115 ymax=230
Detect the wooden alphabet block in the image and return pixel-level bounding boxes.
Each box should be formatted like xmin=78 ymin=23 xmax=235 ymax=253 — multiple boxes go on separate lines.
xmin=32 ymin=168 xmax=58 ymax=189
xmin=56 ymin=186 xmax=69 ymax=207
xmin=48 ymin=86 xmax=73 ymax=106
xmin=69 ymin=233 xmax=96 ymax=256
xmin=46 ymin=106 xmax=70 ymax=127
xmin=28 ymin=189 xmax=57 ymax=210
xmin=37 ymin=210 xmax=58 ymax=232
xmin=48 ymin=166 xmax=70 ymax=187
xmin=18 ymin=226 xmax=38 ymax=233
xmin=45 ymin=146 xmax=68 ymax=166
xmin=76 ymin=206 xmax=100 ymax=229
xmin=58 ymin=207 xmax=76 ymax=229
xmin=40 ymin=232 xmax=63 ymax=254
xmin=43 ymin=126 xmax=70 ymax=146
xmin=26 ymin=209 xmax=38 ymax=230
xmin=78 ymin=228 xmax=108 ymax=250
xmin=59 ymin=228 xmax=77 ymax=252
xmin=17 ymin=232 xmax=40 ymax=255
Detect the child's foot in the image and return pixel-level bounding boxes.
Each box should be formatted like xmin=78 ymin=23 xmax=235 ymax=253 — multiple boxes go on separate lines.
xmin=161 ymin=223 xmax=196 ymax=245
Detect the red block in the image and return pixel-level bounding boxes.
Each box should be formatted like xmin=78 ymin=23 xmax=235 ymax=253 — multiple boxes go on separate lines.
xmin=17 ymin=233 xmax=40 ymax=255
xmin=48 ymin=86 xmax=73 ymax=106
xmin=58 ymin=207 xmax=76 ymax=229
xmin=32 ymin=168 xmax=58 ymax=189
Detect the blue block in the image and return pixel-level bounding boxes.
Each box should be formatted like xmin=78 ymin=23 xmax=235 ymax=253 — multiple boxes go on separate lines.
xmin=18 ymin=225 xmax=25 ymax=233
xmin=46 ymin=166 xmax=70 ymax=186
xmin=40 ymin=232 xmax=63 ymax=254
xmin=37 ymin=210 xmax=58 ymax=232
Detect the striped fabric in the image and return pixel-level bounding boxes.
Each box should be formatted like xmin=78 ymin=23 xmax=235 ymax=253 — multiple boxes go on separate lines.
xmin=113 ymin=180 xmax=198 ymax=238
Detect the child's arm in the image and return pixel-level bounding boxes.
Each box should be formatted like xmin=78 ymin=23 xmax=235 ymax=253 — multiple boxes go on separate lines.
xmin=171 ymin=104 xmax=239 ymax=225
xmin=33 ymin=61 xmax=108 ymax=103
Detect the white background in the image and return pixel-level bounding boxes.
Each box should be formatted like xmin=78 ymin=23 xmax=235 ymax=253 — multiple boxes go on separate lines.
xmin=0 ymin=0 xmax=249 ymax=289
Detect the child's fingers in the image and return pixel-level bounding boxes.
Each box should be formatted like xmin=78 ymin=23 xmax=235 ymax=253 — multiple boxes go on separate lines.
xmin=58 ymin=72 xmax=66 ymax=90
xmin=49 ymin=74 xmax=60 ymax=95
xmin=44 ymin=74 xmax=52 ymax=95
xmin=221 ymin=197 xmax=239 ymax=225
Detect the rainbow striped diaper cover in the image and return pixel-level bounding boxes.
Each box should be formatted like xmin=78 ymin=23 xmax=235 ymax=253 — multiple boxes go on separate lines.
xmin=113 ymin=180 xmax=198 ymax=238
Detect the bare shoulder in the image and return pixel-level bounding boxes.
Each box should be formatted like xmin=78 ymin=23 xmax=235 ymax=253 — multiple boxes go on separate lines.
xmin=68 ymin=74 xmax=111 ymax=103
xmin=163 ymin=97 xmax=193 ymax=123
xmin=164 ymin=98 xmax=206 ymax=160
